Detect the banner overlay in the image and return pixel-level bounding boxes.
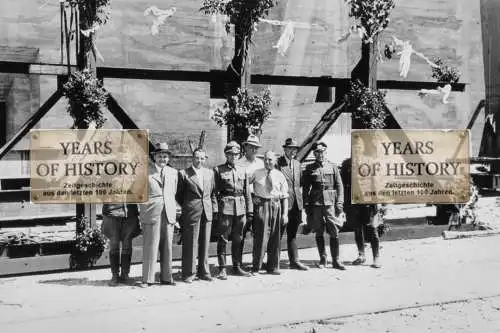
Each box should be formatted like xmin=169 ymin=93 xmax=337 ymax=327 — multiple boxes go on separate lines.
xmin=30 ymin=129 xmax=149 ymax=203
xmin=351 ymin=129 xmax=470 ymax=204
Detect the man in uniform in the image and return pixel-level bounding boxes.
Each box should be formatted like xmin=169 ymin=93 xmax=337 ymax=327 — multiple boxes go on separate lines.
xmin=249 ymin=151 xmax=288 ymax=275
xmin=276 ymin=138 xmax=308 ymax=271
xmin=235 ymin=134 xmax=264 ymax=262
xmin=101 ymin=203 xmax=141 ymax=286
xmin=214 ymin=141 xmax=253 ymax=279
xmin=303 ymin=141 xmax=346 ymax=270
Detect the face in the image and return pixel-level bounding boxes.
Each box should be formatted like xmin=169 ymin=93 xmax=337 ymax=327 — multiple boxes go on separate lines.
xmin=225 ymin=152 xmax=238 ymax=164
xmin=192 ymin=150 xmax=206 ymax=169
xmin=264 ymin=152 xmax=276 ymax=170
xmin=154 ymin=151 xmax=169 ymax=168
xmin=313 ymin=150 xmax=326 ymax=163
xmin=245 ymin=145 xmax=259 ymax=159
xmin=284 ymin=147 xmax=298 ymax=159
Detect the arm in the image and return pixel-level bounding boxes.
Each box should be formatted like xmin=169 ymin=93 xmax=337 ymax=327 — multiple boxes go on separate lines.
xmin=280 ymin=175 xmax=289 ymax=221
xmin=302 ymin=167 xmax=311 ymax=208
xmin=175 ymin=170 xmax=184 ymax=206
xmin=244 ymin=172 xmax=253 ymax=214
xmin=333 ymin=165 xmax=344 ymax=213
xmin=210 ymin=171 xmax=218 ymax=214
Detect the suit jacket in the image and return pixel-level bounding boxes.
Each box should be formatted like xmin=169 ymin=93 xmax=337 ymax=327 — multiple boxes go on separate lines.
xmin=177 ymin=166 xmax=218 ymax=225
xmin=140 ymin=164 xmax=178 ymax=225
xmin=276 ymin=155 xmax=303 ymax=210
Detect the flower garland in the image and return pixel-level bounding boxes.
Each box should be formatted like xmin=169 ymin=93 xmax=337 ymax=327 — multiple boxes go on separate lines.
xmin=211 ymin=88 xmax=272 ymax=134
xmin=345 ymin=0 xmax=395 ymax=44
xmin=62 ymin=70 xmax=108 ymax=129
xmin=347 ymin=80 xmax=387 ymax=129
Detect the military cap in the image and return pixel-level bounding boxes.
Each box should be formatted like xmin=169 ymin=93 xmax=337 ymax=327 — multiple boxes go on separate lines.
xmin=312 ymin=141 xmax=327 ymax=152
xmin=224 ymin=141 xmax=241 ymax=154
xmin=282 ymin=137 xmax=299 ymax=148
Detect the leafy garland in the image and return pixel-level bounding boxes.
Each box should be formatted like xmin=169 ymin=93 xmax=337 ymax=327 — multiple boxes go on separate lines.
xmin=200 ymin=0 xmax=278 ymax=66
xmin=347 ymin=80 xmax=387 ymax=129
xmin=431 ymin=57 xmax=461 ymax=84
xmin=345 ymin=0 xmax=395 ymax=44
xmin=62 ymin=70 xmax=108 ymax=129
xmin=70 ymin=216 xmax=106 ymax=269
xmin=211 ymin=87 xmax=272 ymax=133
xmin=66 ymin=0 xmax=111 ymax=28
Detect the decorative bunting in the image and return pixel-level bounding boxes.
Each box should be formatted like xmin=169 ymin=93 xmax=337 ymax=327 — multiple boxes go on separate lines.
xmin=144 ymin=6 xmax=177 ymax=36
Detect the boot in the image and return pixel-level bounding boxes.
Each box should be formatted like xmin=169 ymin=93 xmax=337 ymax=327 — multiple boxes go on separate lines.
xmin=316 ymin=234 xmax=327 ymax=268
xmin=120 ymin=253 xmax=132 ymax=284
xmin=288 ymin=239 xmax=308 ymax=270
xmin=371 ymin=242 xmax=381 ymax=268
xmin=109 ymin=251 xmax=121 ymax=286
xmin=330 ymin=238 xmax=346 ymax=270
xmin=217 ymin=242 xmax=228 ymax=280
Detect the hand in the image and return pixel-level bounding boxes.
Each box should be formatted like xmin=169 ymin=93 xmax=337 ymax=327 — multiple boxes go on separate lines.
xmin=335 ymin=206 xmax=343 ymax=216
xmin=246 ymin=212 xmax=254 ymax=223
xmin=281 ymin=214 xmax=288 ymax=226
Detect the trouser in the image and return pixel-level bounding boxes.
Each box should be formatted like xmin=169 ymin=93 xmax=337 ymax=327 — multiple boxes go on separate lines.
xmin=306 ymin=205 xmax=341 ymax=263
xmin=279 ymin=201 xmax=302 ymax=264
xmin=354 ymin=225 xmax=380 ymax=258
xmin=101 ymin=215 xmax=137 ymax=276
xmin=142 ymin=216 xmax=175 ymax=283
xmin=253 ymin=198 xmax=281 ymax=272
xmin=217 ymin=214 xmax=246 ymax=269
xmin=181 ymin=215 xmax=212 ymax=278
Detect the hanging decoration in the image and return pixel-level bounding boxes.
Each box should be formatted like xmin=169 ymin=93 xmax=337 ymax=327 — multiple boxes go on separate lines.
xmin=144 ymin=6 xmax=177 ymax=36
xmin=344 ymin=0 xmax=395 ymax=44
xmin=259 ymin=18 xmax=327 ymax=56
xmin=418 ymin=84 xmax=452 ymax=104
xmin=384 ymin=36 xmax=438 ymax=78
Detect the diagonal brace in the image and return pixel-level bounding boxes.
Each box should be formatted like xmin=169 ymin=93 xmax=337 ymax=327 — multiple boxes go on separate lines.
xmin=0 ymin=89 xmax=63 ymax=160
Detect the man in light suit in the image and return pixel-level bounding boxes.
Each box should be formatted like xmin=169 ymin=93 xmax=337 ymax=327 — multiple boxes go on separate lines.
xmin=277 ymin=138 xmax=308 ymax=271
xmin=140 ymin=142 xmax=179 ymax=287
xmin=177 ymin=148 xmax=218 ymax=283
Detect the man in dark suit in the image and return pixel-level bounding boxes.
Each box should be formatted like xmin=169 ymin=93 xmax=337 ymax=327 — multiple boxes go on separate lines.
xmin=177 ymin=148 xmax=218 ymax=283
xmin=277 ymin=138 xmax=308 ymax=271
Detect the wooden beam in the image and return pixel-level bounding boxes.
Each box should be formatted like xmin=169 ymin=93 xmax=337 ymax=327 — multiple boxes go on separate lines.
xmin=296 ymin=101 xmax=347 ymax=162
xmin=0 ymin=61 xmax=467 ymax=91
xmin=105 ymin=93 xmax=155 ymax=159
xmin=0 ymin=189 xmax=30 ymax=202
xmin=0 ymin=89 xmax=62 ymax=160
xmin=467 ymin=99 xmax=486 ymax=130
xmin=0 ymin=225 xmax=448 ymax=277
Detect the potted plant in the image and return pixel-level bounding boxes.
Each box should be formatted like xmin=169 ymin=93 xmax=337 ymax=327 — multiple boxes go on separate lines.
xmin=5 ymin=233 xmax=41 ymax=258
xmin=211 ymin=87 xmax=272 ymax=143
xmin=70 ymin=216 xmax=106 ymax=269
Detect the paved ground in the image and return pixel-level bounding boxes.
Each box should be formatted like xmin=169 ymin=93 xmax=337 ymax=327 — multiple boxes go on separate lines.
xmin=1 ymin=234 xmax=500 ymax=333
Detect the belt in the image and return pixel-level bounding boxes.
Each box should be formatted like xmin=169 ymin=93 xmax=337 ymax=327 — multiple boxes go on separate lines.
xmin=254 ymin=196 xmax=281 ymax=204
xmin=311 ymin=185 xmax=335 ymax=190
xmin=221 ymin=192 xmax=244 ymax=197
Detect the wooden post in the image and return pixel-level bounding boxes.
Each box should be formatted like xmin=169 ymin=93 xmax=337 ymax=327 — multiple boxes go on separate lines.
xmin=351 ymin=37 xmax=379 ymax=130
xmin=480 ymin=0 xmax=500 ymax=172
xmin=76 ymin=3 xmax=97 ymax=228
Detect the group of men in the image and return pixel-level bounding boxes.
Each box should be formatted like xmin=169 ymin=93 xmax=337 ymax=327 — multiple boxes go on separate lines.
xmin=101 ymin=134 xmax=381 ymax=287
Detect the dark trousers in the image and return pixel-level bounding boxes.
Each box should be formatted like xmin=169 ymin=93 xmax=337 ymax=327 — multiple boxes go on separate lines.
xmin=181 ymin=215 xmax=212 ymax=279
xmin=354 ymin=225 xmax=380 ymax=258
xmin=253 ymin=199 xmax=281 ymax=272
xmin=217 ymin=214 xmax=245 ymax=268
xmin=280 ymin=201 xmax=302 ymax=264
xmin=306 ymin=205 xmax=341 ymax=263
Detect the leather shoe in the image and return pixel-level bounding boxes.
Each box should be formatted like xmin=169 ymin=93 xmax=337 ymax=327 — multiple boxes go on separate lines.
xmin=233 ymin=266 xmax=251 ymax=277
xmin=217 ymin=268 xmax=228 ymax=280
xmin=182 ymin=276 xmax=195 ymax=284
xmin=352 ymin=256 xmax=366 ymax=265
xmin=198 ymin=275 xmax=213 ymax=282
xmin=138 ymin=282 xmax=153 ymax=288
xmin=290 ymin=262 xmax=309 ymax=271
xmin=332 ymin=261 xmax=346 ymax=270
xmin=160 ymin=280 xmax=176 ymax=286
xmin=266 ymin=270 xmax=281 ymax=275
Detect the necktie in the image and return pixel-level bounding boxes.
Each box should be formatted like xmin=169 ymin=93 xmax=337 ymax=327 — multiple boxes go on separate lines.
xmin=265 ymin=170 xmax=273 ymax=195
xmin=160 ymin=166 xmax=165 ymax=187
